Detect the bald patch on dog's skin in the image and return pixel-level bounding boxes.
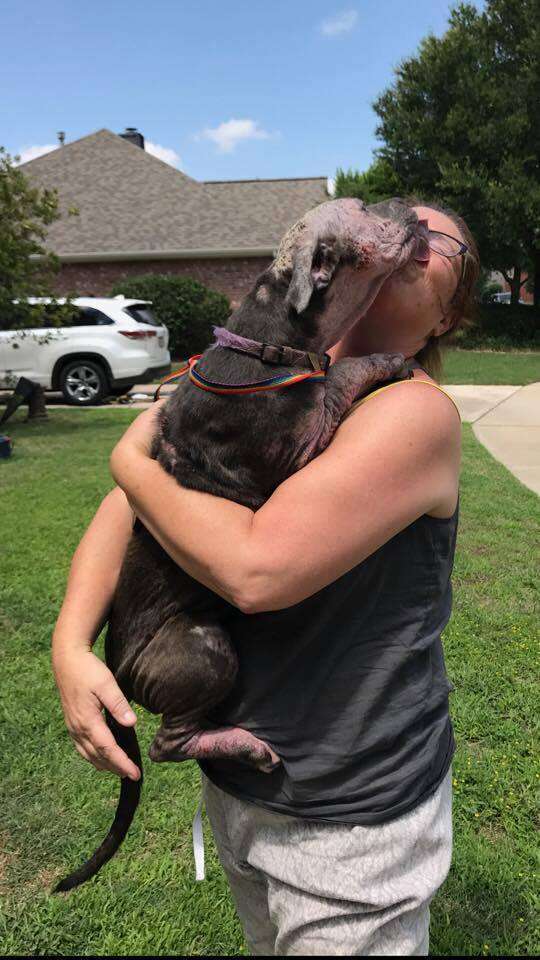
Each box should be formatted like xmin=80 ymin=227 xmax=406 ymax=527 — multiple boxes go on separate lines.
xmin=256 ymin=285 xmax=270 ymax=304
xmin=273 ymin=219 xmax=307 ymax=273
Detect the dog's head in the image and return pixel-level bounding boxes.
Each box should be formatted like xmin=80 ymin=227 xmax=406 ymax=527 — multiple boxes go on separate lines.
xmin=272 ymin=197 xmax=423 ymax=349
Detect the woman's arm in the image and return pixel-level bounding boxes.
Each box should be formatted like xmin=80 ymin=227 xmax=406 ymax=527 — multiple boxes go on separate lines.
xmin=111 ymin=383 xmax=461 ymax=614
xmin=52 ymin=486 xmax=141 ymax=780
xmin=52 ymin=486 xmax=134 ymax=655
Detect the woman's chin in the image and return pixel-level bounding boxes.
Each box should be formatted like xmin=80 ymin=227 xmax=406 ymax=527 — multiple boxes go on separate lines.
xmin=343 ymin=325 xmax=393 ymax=357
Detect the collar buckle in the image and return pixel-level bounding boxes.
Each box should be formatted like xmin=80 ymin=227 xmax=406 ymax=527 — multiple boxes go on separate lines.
xmin=260 ymin=343 xmax=285 ymax=365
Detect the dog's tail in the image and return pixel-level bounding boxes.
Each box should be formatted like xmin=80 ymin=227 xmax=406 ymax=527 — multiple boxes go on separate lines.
xmin=52 ymin=710 xmax=143 ymax=893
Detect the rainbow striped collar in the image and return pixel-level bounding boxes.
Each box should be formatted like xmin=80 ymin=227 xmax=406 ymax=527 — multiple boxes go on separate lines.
xmin=154 ymin=353 xmax=327 ymax=400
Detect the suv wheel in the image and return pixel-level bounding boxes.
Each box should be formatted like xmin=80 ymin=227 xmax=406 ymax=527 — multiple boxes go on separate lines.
xmin=60 ymin=360 xmax=109 ymax=406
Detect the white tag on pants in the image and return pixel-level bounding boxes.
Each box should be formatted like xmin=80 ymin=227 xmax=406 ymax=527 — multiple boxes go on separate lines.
xmin=192 ymin=795 xmax=205 ymax=881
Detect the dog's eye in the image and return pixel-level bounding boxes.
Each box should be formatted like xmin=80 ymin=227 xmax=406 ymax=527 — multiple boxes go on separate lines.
xmin=315 ymin=242 xmax=336 ymax=266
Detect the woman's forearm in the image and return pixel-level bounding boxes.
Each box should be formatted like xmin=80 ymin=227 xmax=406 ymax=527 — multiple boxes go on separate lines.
xmin=52 ymin=487 xmax=134 ymax=660
xmin=113 ymin=452 xmax=259 ymax=609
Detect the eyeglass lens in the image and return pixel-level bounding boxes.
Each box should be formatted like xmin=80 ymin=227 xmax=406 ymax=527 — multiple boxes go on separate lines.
xmin=414 ymin=230 xmax=462 ymax=261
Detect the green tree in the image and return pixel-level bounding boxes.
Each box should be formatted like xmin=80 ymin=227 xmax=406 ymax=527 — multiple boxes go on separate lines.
xmin=334 ymin=159 xmax=404 ymax=204
xmin=351 ymin=1 xmax=539 ymax=307
xmin=110 ymin=274 xmax=230 ymax=358
xmin=0 ymin=147 xmax=69 ymax=328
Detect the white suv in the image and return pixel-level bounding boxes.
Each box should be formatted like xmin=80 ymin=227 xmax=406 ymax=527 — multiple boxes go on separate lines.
xmin=0 ymin=296 xmax=171 ymax=405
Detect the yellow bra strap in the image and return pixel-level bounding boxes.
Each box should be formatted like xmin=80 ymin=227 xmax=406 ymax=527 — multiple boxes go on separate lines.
xmin=344 ymin=379 xmax=461 ymax=422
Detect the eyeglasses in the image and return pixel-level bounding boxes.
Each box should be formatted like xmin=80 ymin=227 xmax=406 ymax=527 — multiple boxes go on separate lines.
xmin=414 ymin=228 xmax=469 ymax=306
xmin=414 ymin=229 xmax=468 ymax=261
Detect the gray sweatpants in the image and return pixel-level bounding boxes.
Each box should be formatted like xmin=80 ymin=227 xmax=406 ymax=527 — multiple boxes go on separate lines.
xmin=201 ymin=770 xmax=453 ymax=957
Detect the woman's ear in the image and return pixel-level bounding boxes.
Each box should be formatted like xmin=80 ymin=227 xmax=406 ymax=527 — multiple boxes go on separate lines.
xmin=432 ymin=311 xmax=458 ymax=338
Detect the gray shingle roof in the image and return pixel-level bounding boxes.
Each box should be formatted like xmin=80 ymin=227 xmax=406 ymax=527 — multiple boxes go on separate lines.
xmin=200 ymin=178 xmax=331 ymax=250
xmin=21 ymin=129 xmax=329 ymax=258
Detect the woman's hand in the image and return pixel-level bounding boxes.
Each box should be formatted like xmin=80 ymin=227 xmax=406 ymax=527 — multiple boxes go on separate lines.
xmin=52 ymin=645 xmax=141 ymax=781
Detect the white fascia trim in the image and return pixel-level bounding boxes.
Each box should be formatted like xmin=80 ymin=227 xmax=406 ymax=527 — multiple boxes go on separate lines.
xmin=31 ymin=247 xmax=276 ymax=263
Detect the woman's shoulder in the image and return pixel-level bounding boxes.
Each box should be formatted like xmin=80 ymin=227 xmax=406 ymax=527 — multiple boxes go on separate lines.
xmin=342 ymin=366 xmax=460 ymax=428
xmin=344 ymin=367 xmax=460 ymax=423
xmin=335 ymin=369 xmax=461 ymax=520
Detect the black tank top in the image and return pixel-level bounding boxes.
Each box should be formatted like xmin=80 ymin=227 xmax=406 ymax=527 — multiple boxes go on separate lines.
xmin=200 ymin=376 xmax=459 ymax=824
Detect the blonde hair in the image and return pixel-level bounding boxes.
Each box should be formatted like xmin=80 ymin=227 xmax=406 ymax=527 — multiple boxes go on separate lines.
xmin=402 ymin=196 xmax=481 ymax=380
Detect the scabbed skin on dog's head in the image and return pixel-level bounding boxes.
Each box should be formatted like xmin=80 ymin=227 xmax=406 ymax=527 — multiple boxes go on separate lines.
xmin=252 ymin=197 xmax=423 ymax=353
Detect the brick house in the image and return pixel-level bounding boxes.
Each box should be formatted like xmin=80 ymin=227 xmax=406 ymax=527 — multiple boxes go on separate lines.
xmin=21 ymin=128 xmax=329 ymax=308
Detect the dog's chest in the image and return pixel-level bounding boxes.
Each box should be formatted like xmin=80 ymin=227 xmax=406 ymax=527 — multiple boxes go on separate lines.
xmin=159 ymin=382 xmax=328 ymax=508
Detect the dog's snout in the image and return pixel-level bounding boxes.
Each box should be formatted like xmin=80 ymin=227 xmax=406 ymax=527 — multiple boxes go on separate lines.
xmin=401 ymin=208 xmax=420 ymax=237
xmin=413 ymin=221 xmax=431 ymax=261
xmin=363 ymin=199 xmax=419 ymax=245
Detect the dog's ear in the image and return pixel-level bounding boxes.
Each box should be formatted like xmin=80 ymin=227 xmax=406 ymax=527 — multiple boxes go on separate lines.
xmin=285 ymin=240 xmax=316 ymax=315
xmin=286 ymin=239 xmax=340 ymax=315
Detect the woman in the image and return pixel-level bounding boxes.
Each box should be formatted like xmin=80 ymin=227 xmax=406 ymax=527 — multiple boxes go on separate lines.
xmin=52 ymin=200 xmax=479 ymax=956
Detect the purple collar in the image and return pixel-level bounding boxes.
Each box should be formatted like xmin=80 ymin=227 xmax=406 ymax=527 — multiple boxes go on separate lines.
xmin=212 ymin=326 xmax=331 ymax=372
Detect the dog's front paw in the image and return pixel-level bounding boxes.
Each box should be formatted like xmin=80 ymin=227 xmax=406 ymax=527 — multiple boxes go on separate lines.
xmin=329 ymin=352 xmax=406 ymax=403
xmin=363 ymin=352 xmax=407 ymax=383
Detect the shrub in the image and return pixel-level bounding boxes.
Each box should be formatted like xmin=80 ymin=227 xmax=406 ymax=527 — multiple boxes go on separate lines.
xmin=456 ymin=303 xmax=539 ymax=350
xmin=109 ymin=274 xmax=231 ymax=359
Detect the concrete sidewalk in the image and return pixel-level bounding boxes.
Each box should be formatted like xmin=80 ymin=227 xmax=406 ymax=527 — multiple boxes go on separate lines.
xmin=467 ymin=383 xmax=540 ymax=496
xmin=442 ymin=384 xmax=522 ymax=423
xmin=443 ymin=383 xmax=539 ymax=495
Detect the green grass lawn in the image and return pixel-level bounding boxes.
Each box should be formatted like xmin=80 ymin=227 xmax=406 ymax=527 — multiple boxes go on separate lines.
xmin=1 ymin=410 xmax=538 ymax=956
xmin=442 ymin=348 xmax=539 ymax=385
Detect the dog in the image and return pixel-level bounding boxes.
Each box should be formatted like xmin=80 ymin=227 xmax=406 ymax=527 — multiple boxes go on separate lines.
xmin=54 ymin=197 xmax=425 ymax=892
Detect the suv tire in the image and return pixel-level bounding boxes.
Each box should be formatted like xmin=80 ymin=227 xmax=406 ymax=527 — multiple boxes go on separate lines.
xmin=59 ymin=359 xmax=109 ymax=406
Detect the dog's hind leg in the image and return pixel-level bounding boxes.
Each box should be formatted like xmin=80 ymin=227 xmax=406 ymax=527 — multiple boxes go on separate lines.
xmin=152 ymin=719 xmax=280 ymax=773
xmin=129 ymin=613 xmax=280 ymax=774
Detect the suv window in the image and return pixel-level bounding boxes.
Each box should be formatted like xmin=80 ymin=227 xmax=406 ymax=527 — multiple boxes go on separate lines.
xmin=72 ymin=307 xmax=115 ymax=326
xmin=123 ymin=304 xmax=159 ymax=326
xmin=0 ymin=303 xmax=114 ymax=329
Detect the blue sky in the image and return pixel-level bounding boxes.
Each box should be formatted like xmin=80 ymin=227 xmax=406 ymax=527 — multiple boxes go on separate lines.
xmin=3 ymin=0 xmax=477 ymax=182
